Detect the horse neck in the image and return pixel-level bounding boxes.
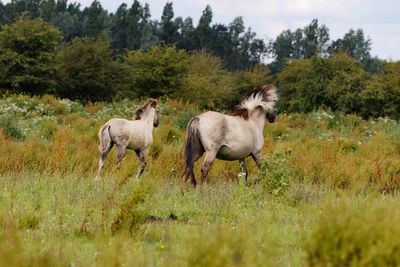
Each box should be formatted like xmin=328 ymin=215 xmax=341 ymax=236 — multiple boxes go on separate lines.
xmin=249 ymin=110 xmax=267 ymax=133
xmin=141 ymin=108 xmax=156 ymax=129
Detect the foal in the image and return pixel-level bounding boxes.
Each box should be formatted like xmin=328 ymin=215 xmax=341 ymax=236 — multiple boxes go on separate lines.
xmin=183 ymin=85 xmax=278 ymax=187
xmin=95 ymin=98 xmax=160 ymax=180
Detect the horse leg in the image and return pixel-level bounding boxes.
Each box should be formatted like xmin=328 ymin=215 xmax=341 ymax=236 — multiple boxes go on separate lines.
xmin=239 ymin=159 xmax=249 ymax=185
xmin=185 ymin=149 xmax=203 ymax=187
xmin=115 ymin=144 xmax=127 ymax=169
xmin=200 ymin=150 xmax=217 ymax=184
xmin=251 ymin=152 xmax=263 ymax=169
xmin=134 ymin=149 xmax=148 ymax=179
xmin=95 ymin=142 xmax=114 ymax=181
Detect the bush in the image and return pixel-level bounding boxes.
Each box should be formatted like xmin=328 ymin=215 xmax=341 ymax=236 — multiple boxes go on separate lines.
xmin=54 ymin=35 xmax=128 ymax=102
xmin=125 ymin=45 xmax=189 ymax=98
xmin=253 ymin=152 xmax=291 ymax=196
xmin=0 ymin=115 xmax=24 ymax=140
xmin=278 ymin=55 xmax=400 ymax=119
xmin=0 ymin=17 xmax=62 ymax=95
xmin=176 ymin=51 xmax=235 ymax=109
xmin=306 ymin=198 xmax=400 ymax=266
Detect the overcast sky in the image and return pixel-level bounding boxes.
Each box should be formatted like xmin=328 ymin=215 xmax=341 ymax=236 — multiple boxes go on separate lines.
xmin=3 ymin=0 xmax=400 ymax=60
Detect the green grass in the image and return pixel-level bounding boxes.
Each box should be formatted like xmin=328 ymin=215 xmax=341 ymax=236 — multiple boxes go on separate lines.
xmin=1 ymin=94 xmax=400 ymax=266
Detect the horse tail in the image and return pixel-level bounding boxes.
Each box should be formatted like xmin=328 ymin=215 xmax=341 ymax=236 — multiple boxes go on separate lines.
xmin=98 ymin=123 xmax=112 ymax=152
xmin=183 ymin=117 xmax=203 ymax=181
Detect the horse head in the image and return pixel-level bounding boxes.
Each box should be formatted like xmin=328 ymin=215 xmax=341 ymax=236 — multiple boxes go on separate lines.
xmin=266 ymin=110 xmax=276 ymax=123
xmin=134 ymin=98 xmax=160 ymax=127
xmin=232 ymin=85 xmax=278 ymax=123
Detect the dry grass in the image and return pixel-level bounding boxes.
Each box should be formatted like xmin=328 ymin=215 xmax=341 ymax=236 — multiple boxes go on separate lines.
xmin=1 ymin=95 xmax=400 ymax=266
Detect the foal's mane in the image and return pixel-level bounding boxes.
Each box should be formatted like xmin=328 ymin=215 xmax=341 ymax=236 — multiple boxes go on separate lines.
xmin=133 ymin=98 xmax=157 ymax=120
xmin=232 ymin=85 xmax=278 ymax=120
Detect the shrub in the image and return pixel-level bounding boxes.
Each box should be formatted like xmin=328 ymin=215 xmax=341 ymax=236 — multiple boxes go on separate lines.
xmin=253 ymin=152 xmax=291 ymax=196
xmin=54 ymin=35 xmax=128 ymax=102
xmin=177 ymin=51 xmax=235 ymax=109
xmin=125 ymin=45 xmax=189 ymax=98
xmin=0 ymin=115 xmax=24 ymax=140
xmin=0 ymin=17 xmax=62 ymax=95
xmin=306 ymin=198 xmax=400 ymax=266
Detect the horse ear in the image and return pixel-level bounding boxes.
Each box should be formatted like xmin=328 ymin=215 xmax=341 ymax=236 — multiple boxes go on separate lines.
xmin=151 ymin=99 xmax=157 ymax=107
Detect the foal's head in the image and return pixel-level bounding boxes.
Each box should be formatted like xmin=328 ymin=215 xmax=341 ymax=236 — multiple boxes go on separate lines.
xmin=232 ymin=85 xmax=278 ymax=122
xmin=134 ymin=98 xmax=160 ymax=127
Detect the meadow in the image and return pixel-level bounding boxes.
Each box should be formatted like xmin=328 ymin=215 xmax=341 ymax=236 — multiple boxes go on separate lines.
xmin=1 ymin=94 xmax=400 ymax=266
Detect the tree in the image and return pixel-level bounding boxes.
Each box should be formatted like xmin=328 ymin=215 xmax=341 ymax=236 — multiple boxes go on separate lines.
xmin=0 ymin=17 xmax=62 ymax=95
xmin=39 ymin=0 xmax=56 ymax=22
xmin=54 ymin=36 xmax=127 ymax=101
xmin=126 ymin=0 xmax=143 ymax=50
xmin=139 ymin=3 xmax=157 ymax=50
xmin=176 ymin=16 xmax=195 ymax=50
xmin=268 ymin=30 xmax=293 ymax=73
xmin=0 ymin=2 xmax=6 ymax=24
xmin=302 ymin=19 xmax=329 ymax=58
xmin=328 ymin=29 xmax=382 ymax=73
xmin=125 ymin=45 xmax=189 ymax=97
xmin=268 ymin=19 xmax=330 ymax=73
xmin=82 ymin=0 xmax=110 ymax=37
xmin=194 ymin=5 xmax=213 ymax=49
xmin=111 ymin=3 xmax=128 ymax=51
xmin=52 ymin=11 xmax=82 ymax=41
xmin=159 ymin=2 xmax=178 ymax=45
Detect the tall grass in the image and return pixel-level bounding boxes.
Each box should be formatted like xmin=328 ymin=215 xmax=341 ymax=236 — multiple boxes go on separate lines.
xmin=1 ymin=94 xmax=400 ymax=265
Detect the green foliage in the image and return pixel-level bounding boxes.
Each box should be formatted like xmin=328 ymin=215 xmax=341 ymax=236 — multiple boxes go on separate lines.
xmin=125 ymin=45 xmax=189 ymax=98
xmin=82 ymin=0 xmax=111 ymax=37
xmin=230 ymin=64 xmax=274 ymax=107
xmin=54 ymin=35 xmax=128 ymax=102
xmin=0 ymin=115 xmax=24 ymax=140
xmin=278 ymin=55 xmax=400 ymax=119
xmin=254 ymin=152 xmax=291 ymax=197
xmin=159 ymin=2 xmax=178 ymax=45
xmin=306 ymin=198 xmax=400 ymax=266
xmin=360 ymin=62 xmax=400 ymax=119
xmin=268 ymin=19 xmax=329 ymax=73
xmin=177 ymin=51 xmax=235 ymax=109
xmin=0 ymin=17 xmax=62 ymax=95
xmin=174 ymin=109 xmax=197 ymax=130
xmin=328 ymin=28 xmax=382 ymax=73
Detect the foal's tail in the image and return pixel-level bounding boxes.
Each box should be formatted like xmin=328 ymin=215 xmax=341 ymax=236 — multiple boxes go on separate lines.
xmin=183 ymin=117 xmax=203 ymax=182
xmin=98 ymin=123 xmax=112 ymax=152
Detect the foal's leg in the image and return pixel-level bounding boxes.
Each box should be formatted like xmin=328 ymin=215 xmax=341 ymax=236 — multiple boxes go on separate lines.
xmin=239 ymin=159 xmax=249 ymax=185
xmin=115 ymin=144 xmax=127 ymax=169
xmin=134 ymin=149 xmax=148 ymax=179
xmin=95 ymin=142 xmax=114 ymax=181
xmin=200 ymin=150 xmax=217 ymax=184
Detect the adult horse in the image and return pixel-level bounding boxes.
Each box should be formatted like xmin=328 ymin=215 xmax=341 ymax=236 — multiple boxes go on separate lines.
xmin=183 ymin=85 xmax=278 ymax=187
xmin=95 ymin=98 xmax=160 ymax=180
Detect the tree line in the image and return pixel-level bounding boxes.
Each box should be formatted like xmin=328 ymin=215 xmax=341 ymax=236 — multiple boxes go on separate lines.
xmin=0 ymin=0 xmax=399 ymax=119
xmin=0 ymin=0 xmax=381 ymax=72
xmin=0 ymin=0 xmax=267 ymax=70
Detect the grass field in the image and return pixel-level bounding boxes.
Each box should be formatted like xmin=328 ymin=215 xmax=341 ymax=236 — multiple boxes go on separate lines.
xmin=1 ymin=94 xmax=400 ymax=266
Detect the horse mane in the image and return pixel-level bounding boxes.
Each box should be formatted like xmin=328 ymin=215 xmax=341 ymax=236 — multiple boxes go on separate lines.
xmin=232 ymin=85 xmax=278 ymax=120
xmin=133 ymin=98 xmax=157 ymax=120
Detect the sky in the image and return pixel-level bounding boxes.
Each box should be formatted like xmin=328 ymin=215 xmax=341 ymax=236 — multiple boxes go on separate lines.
xmin=3 ymin=0 xmax=400 ymax=60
